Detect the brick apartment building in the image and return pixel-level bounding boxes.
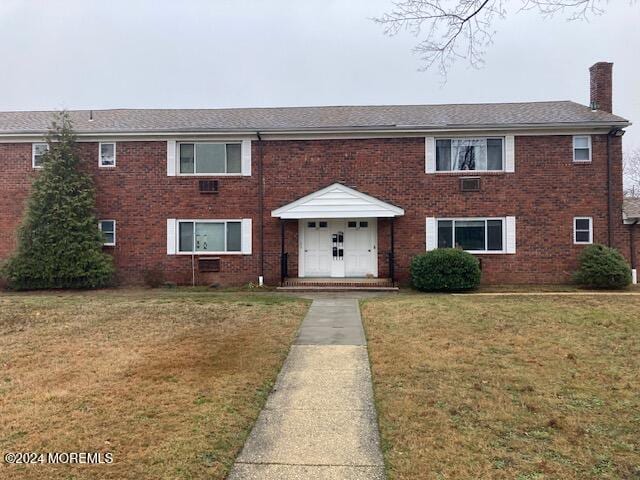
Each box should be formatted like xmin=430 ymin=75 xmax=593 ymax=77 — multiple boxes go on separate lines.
xmin=0 ymin=62 xmax=638 ymax=286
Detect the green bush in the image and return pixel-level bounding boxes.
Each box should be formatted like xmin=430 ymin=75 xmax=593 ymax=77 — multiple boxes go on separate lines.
xmin=573 ymin=244 xmax=631 ymax=289
xmin=410 ymin=248 xmax=481 ymax=292
xmin=1 ymin=112 xmax=114 ymax=290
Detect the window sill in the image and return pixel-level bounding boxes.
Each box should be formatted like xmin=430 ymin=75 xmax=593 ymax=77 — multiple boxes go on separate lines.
xmin=99 ymin=165 xmax=116 ymax=169
xmin=572 ymin=161 xmax=592 ymax=164
xmin=468 ymin=251 xmax=511 ymax=255
xmin=103 ymin=244 xmax=116 ymax=247
xmin=174 ymin=252 xmax=246 ymax=256
xmin=177 ymin=173 xmax=244 ymax=177
xmin=432 ymin=170 xmax=506 ymax=175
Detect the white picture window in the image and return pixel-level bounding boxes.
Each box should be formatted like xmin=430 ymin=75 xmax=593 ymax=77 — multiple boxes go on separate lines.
xmin=573 ymin=136 xmax=592 ymax=162
xmin=437 ymin=218 xmax=505 ymax=253
xmin=574 ymin=217 xmax=593 ymax=244
xmin=32 ymin=143 xmax=49 ymax=168
xmin=436 ymin=138 xmax=503 ymax=171
xmin=178 ymin=143 xmax=242 ymax=174
xmin=99 ymin=142 xmax=116 ymax=167
xmin=178 ymin=221 xmax=242 ymax=253
xmin=99 ymin=220 xmax=116 ymax=246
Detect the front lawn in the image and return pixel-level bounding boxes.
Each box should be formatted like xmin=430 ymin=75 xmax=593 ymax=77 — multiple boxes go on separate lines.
xmin=362 ymin=294 xmax=640 ymax=479
xmin=0 ymin=289 xmax=309 ymax=479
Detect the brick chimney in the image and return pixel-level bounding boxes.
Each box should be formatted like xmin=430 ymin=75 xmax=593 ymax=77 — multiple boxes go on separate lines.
xmin=589 ymin=62 xmax=613 ymax=113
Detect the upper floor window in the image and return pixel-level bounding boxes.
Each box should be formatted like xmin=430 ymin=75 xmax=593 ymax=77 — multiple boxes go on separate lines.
xmin=437 ymin=218 xmax=504 ymax=252
xmin=32 ymin=143 xmax=49 ymax=168
xmin=179 ymin=143 xmax=241 ymax=175
xmin=436 ymin=138 xmax=503 ymax=171
xmin=178 ymin=220 xmax=241 ymax=253
xmin=99 ymin=220 xmax=116 ymax=246
xmin=573 ymin=136 xmax=591 ymax=162
xmin=99 ymin=142 xmax=116 ymax=167
xmin=573 ymin=217 xmax=593 ymax=244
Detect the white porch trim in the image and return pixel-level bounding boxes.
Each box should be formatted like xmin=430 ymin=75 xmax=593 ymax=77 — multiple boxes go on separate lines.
xmin=271 ymin=183 xmax=404 ymax=219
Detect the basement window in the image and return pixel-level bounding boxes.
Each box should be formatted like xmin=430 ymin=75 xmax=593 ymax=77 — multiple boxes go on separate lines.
xmin=179 ymin=143 xmax=241 ymax=174
xmin=573 ymin=136 xmax=592 ymax=162
xmin=436 ymin=138 xmax=503 ymax=171
xmin=99 ymin=220 xmax=116 ymax=246
xmin=574 ymin=217 xmax=593 ymax=244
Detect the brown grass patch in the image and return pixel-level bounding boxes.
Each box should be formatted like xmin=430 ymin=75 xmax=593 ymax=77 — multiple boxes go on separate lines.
xmin=362 ymin=294 xmax=640 ymax=479
xmin=0 ymin=289 xmax=308 ymax=479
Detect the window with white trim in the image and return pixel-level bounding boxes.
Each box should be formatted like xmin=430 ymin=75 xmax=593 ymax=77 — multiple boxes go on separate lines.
xmin=436 ymin=138 xmax=503 ymax=171
xmin=437 ymin=218 xmax=504 ymax=252
xmin=99 ymin=142 xmax=116 ymax=167
xmin=99 ymin=220 xmax=116 ymax=246
xmin=573 ymin=217 xmax=593 ymax=244
xmin=32 ymin=143 xmax=49 ymax=168
xmin=178 ymin=220 xmax=242 ymax=253
xmin=573 ymin=136 xmax=591 ymax=162
xmin=178 ymin=143 xmax=241 ymax=174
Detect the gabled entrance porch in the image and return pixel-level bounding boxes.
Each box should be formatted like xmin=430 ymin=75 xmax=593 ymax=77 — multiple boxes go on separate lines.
xmin=271 ymin=183 xmax=404 ymax=286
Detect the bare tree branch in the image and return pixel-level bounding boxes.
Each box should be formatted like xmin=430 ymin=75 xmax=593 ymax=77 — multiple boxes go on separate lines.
xmin=374 ymin=0 xmax=636 ymax=75
xmin=624 ymin=148 xmax=640 ymax=197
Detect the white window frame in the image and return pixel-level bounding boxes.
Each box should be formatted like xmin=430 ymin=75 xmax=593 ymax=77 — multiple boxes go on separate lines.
xmin=435 ymin=137 xmax=505 ymax=173
xmin=99 ymin=142 xmax=117 ymax=168
xmin=573 ymin=135 xmax=592 ymax=163
xmin=436 ymin=217 xmax=507 ymax=254
xmin=176 ymin=219 xmax=243 ymax=254
xmin=32 ymin=143 xmax=49 ymax=169
xmin=99 ymin=220 xmax=116 ymax=246
xmin=573 ymin=217 xmax=593 ymax=244
xmin=177 ymin=142 xmax=243 ymax=176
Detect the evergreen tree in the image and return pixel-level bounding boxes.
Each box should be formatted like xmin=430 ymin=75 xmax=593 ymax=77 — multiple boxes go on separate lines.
xmin=2 ymin=112 xmax=114 ymax=289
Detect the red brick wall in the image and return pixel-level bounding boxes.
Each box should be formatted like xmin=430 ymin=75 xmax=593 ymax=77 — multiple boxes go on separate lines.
xmin=0 ymin=134 xmax=633 ymax=286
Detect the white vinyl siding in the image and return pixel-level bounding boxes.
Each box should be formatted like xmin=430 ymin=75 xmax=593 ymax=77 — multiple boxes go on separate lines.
xmin=574 ymin=217 xmax=593 ymax=244
xmin=166 ymin=219 xmax=252 ymax=255
xmin=99 ymin=220 xmax=116 ymax=246
xmin=573 ymin=136 xmax=592 ymax=163
xmin=32 ymin=143 xmax=48 ymax=168
xmin=99 ymin=142 xmax=116 ymax=167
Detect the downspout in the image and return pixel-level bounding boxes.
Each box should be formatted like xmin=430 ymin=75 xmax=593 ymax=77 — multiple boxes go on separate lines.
xmin=257 ymin=131 xmax=264 ymax=286
xmin=631 ymin=220 xmax=639 ymax=284
xmin=606 ymin=131 xmax=613 ymax=247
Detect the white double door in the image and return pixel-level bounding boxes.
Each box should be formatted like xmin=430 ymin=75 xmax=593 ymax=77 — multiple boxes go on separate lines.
xmin=300 ymin=218 xmax=377 ymax=278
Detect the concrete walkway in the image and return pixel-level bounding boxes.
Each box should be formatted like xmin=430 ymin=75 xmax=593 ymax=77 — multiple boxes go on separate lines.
xmin=228 ymin=298 xmax=385 ymax=480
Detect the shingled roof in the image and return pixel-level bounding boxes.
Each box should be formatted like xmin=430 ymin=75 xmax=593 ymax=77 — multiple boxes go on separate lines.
xmin=0 ymin=101 xmax=629 ymax=135
xmin=624 ymin=198 xmax=640 ymax=220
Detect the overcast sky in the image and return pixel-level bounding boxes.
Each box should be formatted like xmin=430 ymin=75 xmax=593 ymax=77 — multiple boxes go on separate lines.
xmin=0 ymin=0 xmax=638 ymax=153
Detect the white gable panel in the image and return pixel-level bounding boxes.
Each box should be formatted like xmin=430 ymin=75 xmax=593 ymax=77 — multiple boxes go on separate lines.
xmin=272 ymin=183 xmax=404 ymax=219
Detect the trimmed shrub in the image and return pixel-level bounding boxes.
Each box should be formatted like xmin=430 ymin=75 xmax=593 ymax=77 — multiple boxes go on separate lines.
xmin=573 ymin=244 xmax=631 ymax=289
xmin=410 ymin=248 xmax=481 ymax=292
xmin=1 ymin=112 xmax=114 ymax=290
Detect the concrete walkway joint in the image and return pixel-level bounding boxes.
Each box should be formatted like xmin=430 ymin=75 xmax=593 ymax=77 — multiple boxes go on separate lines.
xmin=228 ymin=298 xmax=385 ymax=480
